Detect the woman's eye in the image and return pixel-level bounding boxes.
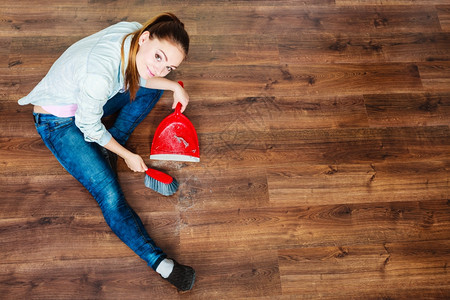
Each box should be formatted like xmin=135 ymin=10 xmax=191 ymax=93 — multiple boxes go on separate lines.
xmin=166 ymin=67 xmax=173 ymax=72
xmin=155 ymin=54 xmax=161 ymax=61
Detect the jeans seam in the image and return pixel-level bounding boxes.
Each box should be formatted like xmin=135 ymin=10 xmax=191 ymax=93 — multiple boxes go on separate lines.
xmin=126 ymin=204 xmax=158 ymax=253
xmin=36 ymin=122 xmax=57 ymax=156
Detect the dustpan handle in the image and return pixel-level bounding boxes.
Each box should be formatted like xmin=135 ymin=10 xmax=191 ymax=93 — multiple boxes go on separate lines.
xmin=175 ymin=81 xmax=184 ymax=114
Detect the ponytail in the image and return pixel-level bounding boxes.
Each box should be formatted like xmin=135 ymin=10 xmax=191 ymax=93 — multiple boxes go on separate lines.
xmin=121 ymin=13 xmax=189 ymax=100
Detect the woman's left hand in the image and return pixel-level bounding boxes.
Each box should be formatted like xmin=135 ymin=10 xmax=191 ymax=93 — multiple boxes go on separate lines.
xmin=172 ymin=83 xmax=189 ymax=113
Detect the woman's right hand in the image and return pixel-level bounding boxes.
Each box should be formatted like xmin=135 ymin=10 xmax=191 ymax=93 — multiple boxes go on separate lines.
xmin=104 ymin=137 xmax=147 ymax=172
xmin=124 ymin=152 xmax=148 ymax=173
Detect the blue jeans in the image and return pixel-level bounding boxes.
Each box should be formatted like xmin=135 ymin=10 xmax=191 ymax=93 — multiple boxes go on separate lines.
xmin=33 ymin=87 xmax=166 ymax=270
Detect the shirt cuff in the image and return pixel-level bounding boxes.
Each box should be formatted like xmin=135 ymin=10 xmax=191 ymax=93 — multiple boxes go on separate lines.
xmin=97 ymin=130 xmax=113 ymax=146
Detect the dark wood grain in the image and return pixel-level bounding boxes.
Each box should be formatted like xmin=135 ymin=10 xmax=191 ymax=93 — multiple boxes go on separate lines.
xmin=365 ymin=92 xmax=450 ymax=127
xmin=279 ymin=32 xmax=450 ymax=64
xmin=267 ymin=161 xmax=449 ymax=206
xmin=437 ymin=5 xmax=450 ymax=31
xmin=279 ymin=240 xmax=450 ymax=298
xmin=180 ymin=200 xmax=450 ymax=251
xmin=418 ymin=61 xmax=450 ymax=92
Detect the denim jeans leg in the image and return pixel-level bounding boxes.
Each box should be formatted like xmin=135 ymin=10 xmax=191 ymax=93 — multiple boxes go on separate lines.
xmin=107 ymin=87 xmax=163 ymax=146
xmin=34 ymin=113 xmax=166 ymax=270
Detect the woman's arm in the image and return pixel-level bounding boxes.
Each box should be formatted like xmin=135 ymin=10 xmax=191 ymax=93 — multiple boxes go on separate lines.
xmin=145 ymin=77 xmax=189 ymax=112
xmin=104 ymin=78 xmax=189 ymax=173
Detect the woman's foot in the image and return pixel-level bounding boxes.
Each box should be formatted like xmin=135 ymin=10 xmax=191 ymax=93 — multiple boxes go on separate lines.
xmin=163 ymin=259 xmax=195 ymax=291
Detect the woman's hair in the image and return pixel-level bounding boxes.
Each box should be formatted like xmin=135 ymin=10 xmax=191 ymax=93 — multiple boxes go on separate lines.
xmin=121 ymin=12 xmax=189 ymax=100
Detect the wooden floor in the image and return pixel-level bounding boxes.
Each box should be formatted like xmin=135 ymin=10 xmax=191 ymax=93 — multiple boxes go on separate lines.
xmin=1 ymin=0 xmax=449 ymax=299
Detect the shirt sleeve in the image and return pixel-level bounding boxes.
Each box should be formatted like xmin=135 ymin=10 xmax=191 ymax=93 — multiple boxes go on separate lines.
xmin=74 ymin=73 xmax=113 ymax=146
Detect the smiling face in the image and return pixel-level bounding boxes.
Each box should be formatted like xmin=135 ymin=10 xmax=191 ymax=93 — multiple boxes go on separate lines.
xmin=136 ymin=31 xmax=185 ymax=80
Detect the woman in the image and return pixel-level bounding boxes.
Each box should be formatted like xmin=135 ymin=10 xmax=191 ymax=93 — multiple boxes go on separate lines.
xmin=18 ymin=13 xmax=195 ymax=291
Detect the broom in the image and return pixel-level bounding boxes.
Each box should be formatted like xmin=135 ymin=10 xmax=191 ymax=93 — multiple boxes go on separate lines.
xmin=144 ymin=168 xmax=179 ymax=196
xmin=101 ymin=147 xmax=178 ymax=196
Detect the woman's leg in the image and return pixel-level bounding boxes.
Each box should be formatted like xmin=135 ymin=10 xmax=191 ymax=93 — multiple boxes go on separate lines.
xmin=34 ymin=113 xmax=166 ymax=270
xmin=104 ymin=87 xmax=163 ymax=146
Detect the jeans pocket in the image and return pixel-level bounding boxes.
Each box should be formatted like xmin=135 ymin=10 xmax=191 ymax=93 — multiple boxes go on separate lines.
xmin=47 ymin=117 xmax=74 ymax=132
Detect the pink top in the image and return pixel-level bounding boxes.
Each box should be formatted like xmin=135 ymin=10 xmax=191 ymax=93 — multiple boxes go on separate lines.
xmin=42 ymin=104 xmax=78 ymax=117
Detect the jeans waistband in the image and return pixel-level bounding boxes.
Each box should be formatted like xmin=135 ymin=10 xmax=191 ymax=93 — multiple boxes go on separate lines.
xmin=33 ymin=112 xmax=73 ymax=124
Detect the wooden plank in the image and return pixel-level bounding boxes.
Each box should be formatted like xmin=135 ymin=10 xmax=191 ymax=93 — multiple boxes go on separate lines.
xmin=175 ymin=63 xmax=424 ymax=98
xmin=365 ymin=92 xmax=450 ymax=127
xmin=0 ymin=0 xmax=89 ymax=6
xmin=0 ymin=175 xmax=93 ymax=218
xmin=0 ymin=3 xmax=443 ymax=37
xmin=0 ymin=212 xmax=180 ymax=264
xmin=0 ymin=3 xmax=198 ymax=37
xmin=180 ymin=200 xmax=450 ymax=251
xmin=0 ymin=38 xmax=11 ymax=68
xmin=0 ymin=68 xmax=48 ymax=101
xmin=0 ymin=257 xmax=180 ymax=299
xmin=337 ymin=0 xmax=449 ymax=5
xmin=0 ymin=102 xmax=37 ymax=138
xmin=0 ymin=4 xmax=134 ymax=38
xmin=254 ymin=95 xmax=369 ymax=130
xmin=279 ymin=32 xmax=450 ymax=64
xmin=437 ymin=5 xmax=450 ymax=31
xmin=8 ymin=36 xmax=82 ymax=69
xmin=0 ymin=137 xmax=65 ymax=177
xmin=267 ymin=161 xmax=449 ymax=206
xmin=263 ymin=126 xmax=450 ymax=165
xmin=278 ymin=241 xmax=450 ymax=298
xmin=187 ymin=5 xmax=442 ymax=35
xmin=418 ymin=61 xmax=450 ymax=92
xmin=162 ymin=0 xmax=333 ymax=5
xmin=188 ymin=34 xmax=280 ymax=66
xmin=0 ymin=3 xmax=203 ymax=37
xmin=276 ymin=63 xmax=423 ymax=97
xmin=181 ymin=249 xmax=282 ymax=298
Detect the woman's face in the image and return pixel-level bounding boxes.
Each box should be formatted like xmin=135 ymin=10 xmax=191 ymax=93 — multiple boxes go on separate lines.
xmin=136 ymin=31 xmax=185 ymax=80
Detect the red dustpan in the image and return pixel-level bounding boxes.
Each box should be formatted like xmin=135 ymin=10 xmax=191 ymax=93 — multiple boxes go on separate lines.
xmin=150 ymin=81 xmax=200 ymax=162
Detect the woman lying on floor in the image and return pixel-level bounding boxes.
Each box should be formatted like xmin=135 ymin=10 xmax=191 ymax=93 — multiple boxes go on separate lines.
xmin=18 ymin=12 xmax=195 ymax=291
